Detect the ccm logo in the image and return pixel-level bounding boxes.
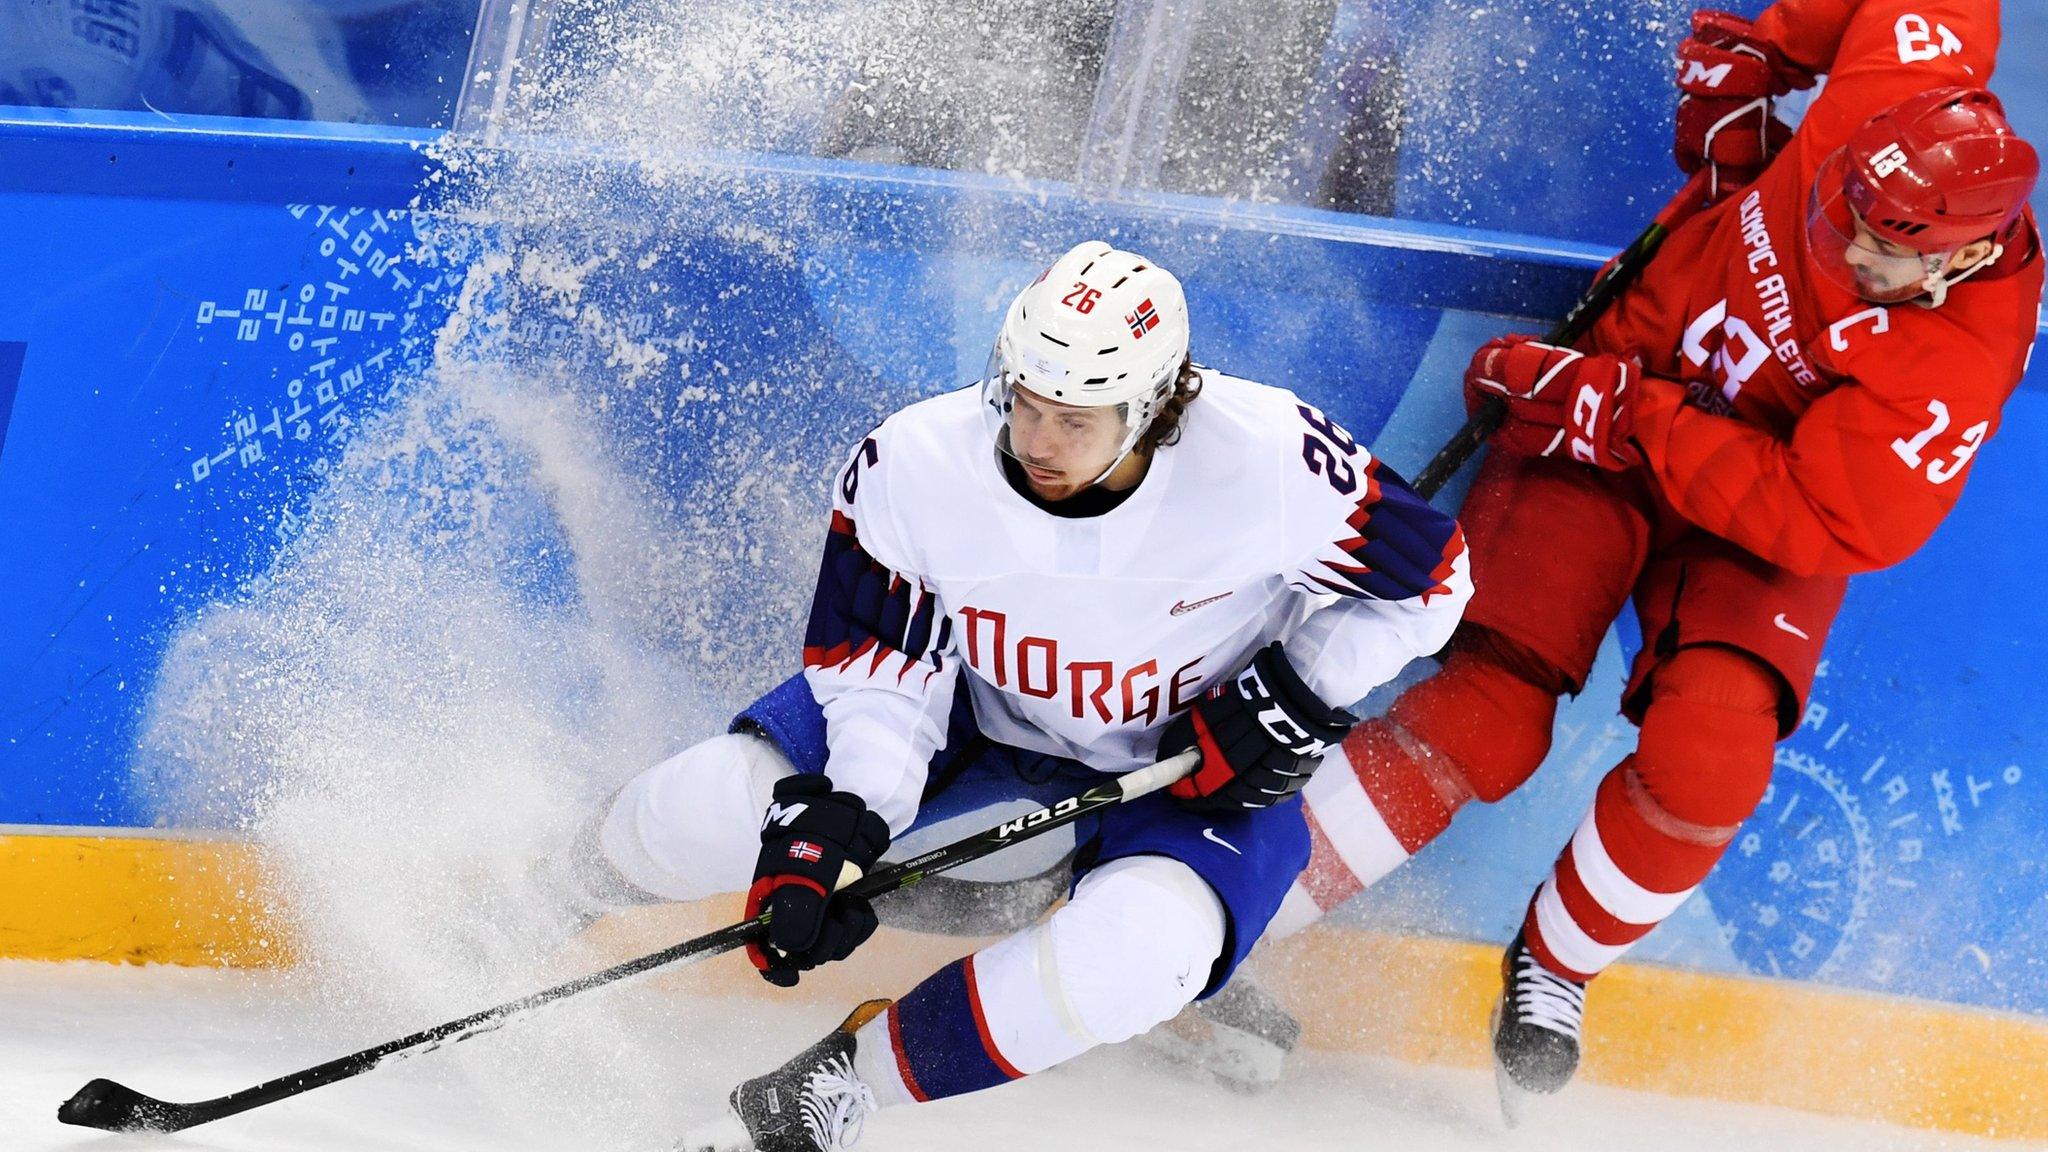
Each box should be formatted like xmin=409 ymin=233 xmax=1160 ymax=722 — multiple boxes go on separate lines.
xmin=1237 ymin=666 xmax=1318 ymax=754
xmin=997 ymin=796 xmax=1084 ymax=838
xmin=1568 ymin=382 xmax=1604 ymax=464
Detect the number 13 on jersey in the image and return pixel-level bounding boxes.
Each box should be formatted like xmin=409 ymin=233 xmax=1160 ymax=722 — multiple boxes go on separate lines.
xmin=1891 ymin=399 xmax=1986 ymax=485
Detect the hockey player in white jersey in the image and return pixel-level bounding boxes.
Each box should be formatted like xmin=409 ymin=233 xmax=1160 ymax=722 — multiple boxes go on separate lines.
xmin=584 ymin=240 xmax=1471 ymax=1151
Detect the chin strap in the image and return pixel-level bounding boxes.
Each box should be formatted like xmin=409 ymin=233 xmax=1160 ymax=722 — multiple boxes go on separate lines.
xmin=1081 ymin=377 xmax=1174 ymax=487
xmin=1083 ymin=431 xmax=1146 ymax=487
xmin=1916 ymin=239 xmax=2004 ymax=309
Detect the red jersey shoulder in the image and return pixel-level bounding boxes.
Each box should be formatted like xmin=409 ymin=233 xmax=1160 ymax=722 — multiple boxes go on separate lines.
xmin=1813 ymin=249 xmax=2041 ymax=414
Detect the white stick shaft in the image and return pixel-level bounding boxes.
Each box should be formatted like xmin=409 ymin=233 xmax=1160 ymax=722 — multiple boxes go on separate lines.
xmin=833 ymin=860 xmax=864 ymax=892
xmin=1117 ymin=749 xmax=1200 ymax=801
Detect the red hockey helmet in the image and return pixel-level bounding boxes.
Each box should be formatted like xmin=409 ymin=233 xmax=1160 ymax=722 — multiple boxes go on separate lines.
xmin=1808 ymin=87 xmax=2039 ymax=305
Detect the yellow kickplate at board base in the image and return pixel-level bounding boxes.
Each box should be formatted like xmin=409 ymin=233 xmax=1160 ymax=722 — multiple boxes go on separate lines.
xmin=567 ymin=907 xmax=2048 ymax=1142
xmin=6 ymin=832 xmax=2044 ymax=1142
xmin=0 ymin=832 xmax=292 ymax=967
xmin=1262 ymin=927 xmax=2048 ymax=1143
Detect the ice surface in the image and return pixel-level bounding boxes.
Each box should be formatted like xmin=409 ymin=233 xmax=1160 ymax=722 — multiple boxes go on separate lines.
xmin=1 ymin=959 xmax=2010 ymax=1152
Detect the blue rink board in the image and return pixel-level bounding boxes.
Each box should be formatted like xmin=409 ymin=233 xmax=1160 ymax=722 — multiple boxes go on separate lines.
xmin=0 ymin=113 xmax=2044 ymax=1019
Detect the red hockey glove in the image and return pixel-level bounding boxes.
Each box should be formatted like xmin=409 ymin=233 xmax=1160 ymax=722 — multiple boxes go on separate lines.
xmin=744 ymin=774 xmax=891 ymax=987
xmin=1464 ymin=335 xmax=1643 ymax=472
xmin=1161 ymin=642 xmax=1356 ymax=813
xmin=1673 ymin=10 xmax=1814 ymax=202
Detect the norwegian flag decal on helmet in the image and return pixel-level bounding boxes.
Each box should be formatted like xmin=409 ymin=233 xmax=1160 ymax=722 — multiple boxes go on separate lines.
xmin=1125 ymin=298 xmax=1159 ymax=339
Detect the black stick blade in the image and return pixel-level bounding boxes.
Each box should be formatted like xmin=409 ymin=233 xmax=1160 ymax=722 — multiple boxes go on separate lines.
xmin=58 ymin=1078 xmax=201 ymax=1133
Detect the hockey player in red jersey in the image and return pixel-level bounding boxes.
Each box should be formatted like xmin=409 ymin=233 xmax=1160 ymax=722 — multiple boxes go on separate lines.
xmin=1277 ymin=0 xmax=2042 ymax=1101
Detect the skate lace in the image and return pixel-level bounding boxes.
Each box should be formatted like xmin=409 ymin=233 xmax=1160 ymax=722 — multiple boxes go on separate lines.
xmin=1510 ymin=948 xmax=1586 ymax=1040
xmin=799 ymin=1053 xmax=880 ymax=1152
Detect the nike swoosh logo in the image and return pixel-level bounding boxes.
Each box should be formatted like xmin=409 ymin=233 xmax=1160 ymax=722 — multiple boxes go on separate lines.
xmin=1772 ymin=613 xmax=1811 ymax=640
xmin=1202 ymin=827 xmax=1242 ymax=855
xmin=1171 ymin=592 xmax=1234 ymax=616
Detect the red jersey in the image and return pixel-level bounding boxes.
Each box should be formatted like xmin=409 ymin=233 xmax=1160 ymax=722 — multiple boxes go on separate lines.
xmin=1588 ymin=0 xmax=2042 ymax=576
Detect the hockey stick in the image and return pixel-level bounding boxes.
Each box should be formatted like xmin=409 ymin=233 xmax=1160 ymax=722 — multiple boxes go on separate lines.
xmin=57 ymin=748 xmax=1200 ymax=1134
xmin=1410 ymin=168 xmax=1713 ymax=500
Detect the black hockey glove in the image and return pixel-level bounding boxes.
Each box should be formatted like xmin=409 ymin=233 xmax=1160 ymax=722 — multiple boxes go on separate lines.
xmin=1160 ymin=641 xmax=1356 ymax=812
xmin=744 ymin=774 xmax=892 ymax=987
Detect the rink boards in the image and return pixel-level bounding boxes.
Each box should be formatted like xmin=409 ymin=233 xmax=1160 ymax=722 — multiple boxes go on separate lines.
xmin=1 ymin=110 xmax=2046 ymax=1139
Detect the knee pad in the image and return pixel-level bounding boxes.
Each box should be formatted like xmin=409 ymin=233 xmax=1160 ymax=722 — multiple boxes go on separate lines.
xmin=1045 ymin=856 xmax=1227 ymax=1046
xmin=598 ymin=733 xmax=794 ymax=902
xmin=1632 ymin=645 xmax=1781 ymax=833
xmin=962 ymin=856 xmax=1225 ymax=1077
xmin=1387 ymin=628 xmax=1563 ymax=806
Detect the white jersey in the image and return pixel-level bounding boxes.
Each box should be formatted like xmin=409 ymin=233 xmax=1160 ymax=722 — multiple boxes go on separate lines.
xmin=801 ymin=371 xmax=1472 ymax=833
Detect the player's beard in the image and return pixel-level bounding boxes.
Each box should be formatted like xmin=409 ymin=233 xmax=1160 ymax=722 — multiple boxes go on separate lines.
xmin=1850 ymin=262 xmax=1924 ymax=304
xmin=1019 ymin=459 xmax=1081 ymax=501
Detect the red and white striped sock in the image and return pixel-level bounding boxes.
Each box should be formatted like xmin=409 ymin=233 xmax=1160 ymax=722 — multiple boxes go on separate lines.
xmin=1273 ymin=645 xmax=1561 ymax=937
xmin=1522 ymin=759 xmax=1734 ymax=981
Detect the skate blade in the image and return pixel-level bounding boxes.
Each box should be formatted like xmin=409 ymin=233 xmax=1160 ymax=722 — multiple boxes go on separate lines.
xmin=1487 ymin=1001 xmax=1532 ymax=1129
xmin=1137 ymin=1018 xmax=1285 ymax=1094
xmin=1493 ymin=1056 xmax=1538 ymax=1129
xmin=675 ymin=1107 xmax=753 ymax=1152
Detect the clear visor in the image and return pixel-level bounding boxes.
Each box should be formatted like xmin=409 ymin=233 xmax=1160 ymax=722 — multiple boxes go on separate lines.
xmin=981 ymin=343 xmax=1150 ymax=490
xmin=1806 ymin=150 xmax=1958 ymax=304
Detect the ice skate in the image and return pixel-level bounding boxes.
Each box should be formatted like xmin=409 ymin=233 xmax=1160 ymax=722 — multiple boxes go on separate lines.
xmin=1490 ymin=931 xmax=1586 ymax=1126
xmin=677 ymin=1000 xmax=891 ymax=1152
xmin=1141 ymin=971 xmax=1303 ymax=1093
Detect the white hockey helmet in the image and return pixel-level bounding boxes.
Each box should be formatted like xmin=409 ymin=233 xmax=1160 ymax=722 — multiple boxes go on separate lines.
xmin=982 ymin=241 xmax=1191 ymax=485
